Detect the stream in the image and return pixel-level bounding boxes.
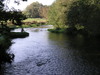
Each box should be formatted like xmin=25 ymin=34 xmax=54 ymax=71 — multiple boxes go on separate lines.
xmin=0 ymin=26 xmax=100 ymax=75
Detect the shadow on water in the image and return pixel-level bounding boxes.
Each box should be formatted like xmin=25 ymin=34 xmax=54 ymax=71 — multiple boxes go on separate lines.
xmin=0 ymin=49 xmax=15 ymax=65
xmin=0 ymin=50 xmax=15 ymax=75
xmin=48 ymin=32 xmax=100 ymax=74
xmin=68 ymin=35 xmax=100 ymax=68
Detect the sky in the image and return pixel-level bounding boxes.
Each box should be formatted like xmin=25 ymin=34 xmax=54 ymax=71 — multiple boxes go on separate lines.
xmin=4 ymin=0 xmax=55 ymax=11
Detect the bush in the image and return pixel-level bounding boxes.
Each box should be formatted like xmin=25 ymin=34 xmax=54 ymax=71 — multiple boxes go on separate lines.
xmin=67 ymin=0 xmax=100 ymax=36
xmin=0 ymin=36 xmax=13 ymax=65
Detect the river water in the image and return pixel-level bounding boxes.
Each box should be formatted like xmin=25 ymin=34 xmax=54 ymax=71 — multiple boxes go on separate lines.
xmin=0 ymin=27 xmax=100 ymax=75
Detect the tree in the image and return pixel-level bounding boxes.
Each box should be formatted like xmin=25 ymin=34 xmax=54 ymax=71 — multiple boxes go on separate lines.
xmin=10 ymin=10 xmax=26 ymax=32
xmin=39 ymin=5 xmax=49 ymax=19
xmin=67 ymin=0 xmax=100 ymax=36
xmin=23 ymin=2 xmax=43 ymax=18
xmin=23 ymin=1 xmax=49 ymax=19
xmin=0 ymin=0 xmax=28 ymax=65
xmin=48 ymin=0 xmax=69 ymax=29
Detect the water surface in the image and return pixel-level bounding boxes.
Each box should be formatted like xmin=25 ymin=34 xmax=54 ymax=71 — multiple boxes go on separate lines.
xmin=0 ymin=27 xmax=100 ymax=75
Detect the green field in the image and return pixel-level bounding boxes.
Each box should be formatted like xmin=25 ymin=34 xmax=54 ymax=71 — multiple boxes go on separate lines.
xmin=23 ymin=18 xmax=47 ymax=22
xmin=8 ymin=18 xmax=47 ymax=28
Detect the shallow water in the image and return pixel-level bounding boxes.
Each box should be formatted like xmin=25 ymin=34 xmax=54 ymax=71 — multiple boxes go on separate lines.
xmin=0 ymin=27 xmax=100 ymax=75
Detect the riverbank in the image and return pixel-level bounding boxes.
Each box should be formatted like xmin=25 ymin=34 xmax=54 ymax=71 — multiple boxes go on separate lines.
xmin=10 ymin=32 xmax=29 ymax=38
xmin=48 ymin=27 xmax=100 ymax=38
xmin=48 ymin=28 xmax=66 ymax=33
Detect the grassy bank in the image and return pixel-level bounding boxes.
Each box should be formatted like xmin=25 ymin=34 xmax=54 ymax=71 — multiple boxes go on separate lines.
xmin=23 ymin=18 xmax=47 ymax=23
xmin=8 ymin=24 xmax=38 ymax=29
xmin=22 ymin=18 xmax=47 ymax=28
xmin=16 ymin=24 xmax=39 ymax=28
xmin=10 ymin=32 xmax=29 ymax=38
xmin=48 ymin=27 xmax=88 ymax=36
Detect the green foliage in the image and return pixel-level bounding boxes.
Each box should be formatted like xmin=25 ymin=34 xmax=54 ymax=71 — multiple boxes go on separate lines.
xmin=22 ymin=24 xmax=38 ymax=28
xmin=48 ymin=0 xmax=69 ymax=29
xmin=0 ymin=0 xmax=29 ymax=66
xmin=0 ymin=36 xmax=11 ymax=49
xmin=9 ymin=11 xmax=26 ymax=26
xmin=23 ymin=2 xmax=43 ymax=18
xmin=67 ymin=0 xmax=100 ymax=35
xmin=0 ymin=7 xmax=26 ymax=34
xmin=22 ymin=18 xmax=47 ymax=27
xmin=39 ymin=5 xmax=49 ymax=19
xmin=0 ymin=35 xmax=13 ymax=65
xmin=8 ymin=18 xmax=47 ymax=28
xmin=23 ymin=18 xmax=46 ymax=22
xmin=48 ymin=0 xmax=100 ymax=36
xmin=0 ymin=1 xmax=6 ymax=22
xmin=23 ymin=2 xmax=49 ymax=19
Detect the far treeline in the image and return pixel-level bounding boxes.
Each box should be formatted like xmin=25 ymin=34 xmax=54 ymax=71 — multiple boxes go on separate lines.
xmin=23 ymin=2 xmax=49 ymax=19
xmin=23 ymin=0 xmax=100 ymax=37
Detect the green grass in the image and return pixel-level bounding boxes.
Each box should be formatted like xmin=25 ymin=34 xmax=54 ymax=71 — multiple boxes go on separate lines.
xmin=7 ymin=18 xmax=47 ymax=28
xmin=15 ymin=24 xmax=39 ymax=28
xmin=23 ymin=18 xmax=47 ymax=22
xmin=23 ymin=24 xmax=39 ymax=28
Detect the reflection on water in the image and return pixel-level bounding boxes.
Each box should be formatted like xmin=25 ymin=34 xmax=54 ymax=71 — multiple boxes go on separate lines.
xmin=0 ymin=28 xmax=100 ymax=75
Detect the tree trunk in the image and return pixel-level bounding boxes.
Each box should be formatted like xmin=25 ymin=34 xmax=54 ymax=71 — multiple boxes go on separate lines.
xmin=21 ymin=26 xmax=24 ymax=32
